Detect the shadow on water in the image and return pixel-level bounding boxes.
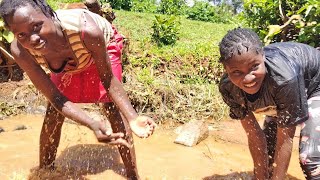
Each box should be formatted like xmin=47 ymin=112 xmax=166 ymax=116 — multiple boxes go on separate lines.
xmin=203 ymin=171 xmax=302 ymax=180
xmin=28 ymin=144 xmax=125 ymax=180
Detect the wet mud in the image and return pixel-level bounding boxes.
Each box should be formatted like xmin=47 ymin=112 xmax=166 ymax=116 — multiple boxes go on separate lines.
xmin=0 ymin=115 xmax=304 ymax=179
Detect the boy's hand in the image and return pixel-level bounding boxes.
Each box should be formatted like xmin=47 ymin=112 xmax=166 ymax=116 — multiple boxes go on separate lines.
xmin=89 ymin=120 xmax=131 ymax=148
xmin=129 ymin=115 xmax=157 ymax=138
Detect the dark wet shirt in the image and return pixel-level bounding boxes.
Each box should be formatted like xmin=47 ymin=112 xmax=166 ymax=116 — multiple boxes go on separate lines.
xmin=219 ymin=42 xmax=320 ymax=127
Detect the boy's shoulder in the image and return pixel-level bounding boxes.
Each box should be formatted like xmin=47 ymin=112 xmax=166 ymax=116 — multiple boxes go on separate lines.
xmin=263 ymin=42 xmax=304 ymax=85
xmin=218 ymin=73 xmax=242 ymax=95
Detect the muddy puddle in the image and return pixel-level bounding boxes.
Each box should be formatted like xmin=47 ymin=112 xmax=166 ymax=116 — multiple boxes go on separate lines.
xmin=0 ymin=114 xmax=304 ymax=179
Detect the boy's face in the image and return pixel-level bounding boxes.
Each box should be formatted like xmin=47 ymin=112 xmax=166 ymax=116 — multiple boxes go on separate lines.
xmin=223 ymin=50 xmax=266 ymax=95
xmin=6 ymin=4 xmax=58 ymax=54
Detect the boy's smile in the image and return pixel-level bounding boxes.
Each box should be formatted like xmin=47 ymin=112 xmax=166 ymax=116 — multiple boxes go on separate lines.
xmin=223 ymin=50 xmax=266 ymax=95
xmin=7 ymin=5 xmax=65 ymax=55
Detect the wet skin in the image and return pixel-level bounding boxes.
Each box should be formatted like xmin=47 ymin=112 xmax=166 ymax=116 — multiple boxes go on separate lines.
xmin=7 ymin=4 xmax=156 ymax=144
xmin=223 ymin=50 xmax=296 ymax=180
xmin=6 ymin=4 xmax=156 ymax=179
xmin=223 ymin=50 xmax=266 ymax=95
xmin=7 ymin=5 xmax=69 ymax=70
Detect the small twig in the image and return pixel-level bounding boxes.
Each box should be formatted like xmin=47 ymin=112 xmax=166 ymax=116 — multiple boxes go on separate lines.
xmin=0 ymin=64 xmax=17 ymax=67
xmin=0 ymin=46 xmax=14 ymax=62
xmin=203 ymin=142 xmax=214 ymax=160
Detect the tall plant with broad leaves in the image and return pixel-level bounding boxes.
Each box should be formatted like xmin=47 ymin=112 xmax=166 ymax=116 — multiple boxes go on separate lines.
xmin=0 ymin=18 xmax=21 ymax=82
xmin=242 ymin=0 xmax=319 ymax=47
xmin=186 ymin=1 xmax=233 ymax=23
xmin=131 ymin=0 xmax=157 ymax=13
xmin=157 ymin=0 xmax=187 ymax=15
xmin=0 ymin=19 xmax=14 ymax=57
xmin=151 ymin=15 xmax=180 ymax=46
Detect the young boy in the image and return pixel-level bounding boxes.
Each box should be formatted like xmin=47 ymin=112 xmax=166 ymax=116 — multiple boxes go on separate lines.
xmin=219 ymin=27 xmax=320 ymax=179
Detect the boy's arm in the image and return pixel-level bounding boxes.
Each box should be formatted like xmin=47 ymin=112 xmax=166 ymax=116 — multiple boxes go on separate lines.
xmin=241 ymin=112 xmax=269 ymax=180
xmin=82 ymin=12 xmax=156 ymax=137
xmin=10 ymin=40 xmax=128 ymax=146
xmin=271 ymin=126 xmax=296 ymax=180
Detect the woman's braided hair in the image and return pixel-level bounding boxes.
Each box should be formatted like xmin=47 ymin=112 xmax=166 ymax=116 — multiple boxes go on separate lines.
xmin=0 ymin=0 xmax=57 ymax=27
xmin=219 ymin=28 xmax=263 ymax=62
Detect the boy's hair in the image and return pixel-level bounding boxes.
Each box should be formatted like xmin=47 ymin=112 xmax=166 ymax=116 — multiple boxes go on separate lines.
xmin=219 ymin=28 xmax=263 ymax=62
xmin=0 ymin=0 xmax=57 ymax=27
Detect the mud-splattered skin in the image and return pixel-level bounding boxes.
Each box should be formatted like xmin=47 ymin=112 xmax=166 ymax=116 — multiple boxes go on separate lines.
xmin=0 ymin=0 xmax=156 ymax=179
xmin=217 ymin=28 xmax=320 ymax=180
xmin=223 ymin=50 xmax=266 ymax=95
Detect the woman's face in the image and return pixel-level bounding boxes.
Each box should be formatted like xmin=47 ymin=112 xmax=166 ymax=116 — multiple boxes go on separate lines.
xmin=223 ymin=50 xmax=266 ymax=94
xmin=6 ymin=4 xmax=60 ymax=54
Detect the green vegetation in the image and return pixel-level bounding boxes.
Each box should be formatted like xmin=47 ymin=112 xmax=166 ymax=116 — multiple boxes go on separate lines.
xmin=47 ymin=0 xmax=82 ymax=9
xmin=186 ymin=1 xmax=233 ymax=23
xmin=112 ymin=10 xmax=234 ymax=123
xmin=151 ymin=15 xmax=180 ymax=46
xmin=131 ymin=0 xmax=158 ymax=13
xmin=0 ymin=17 xmax=21 ymax=82
xmin=242 ymin=0 xmax=320 ymax=47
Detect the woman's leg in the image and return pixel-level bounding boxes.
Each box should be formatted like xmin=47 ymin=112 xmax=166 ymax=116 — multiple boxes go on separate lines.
xmin=262 ymin=116 xmax=278 ymax=178
xmin=39 ymin=102 xmax=65 ymax=169
xmin=103 ymin=102 xmax=139 ymax=180
xmin=299 ymin=98 xmax=320 ymax=179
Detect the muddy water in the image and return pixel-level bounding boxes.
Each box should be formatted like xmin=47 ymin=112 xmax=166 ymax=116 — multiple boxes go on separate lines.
xmin=0 ymin=114 xmax=304 ymax=180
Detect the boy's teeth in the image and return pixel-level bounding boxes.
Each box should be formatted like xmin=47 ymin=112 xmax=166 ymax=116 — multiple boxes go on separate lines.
xmin=35 ymin=41 xmax=45 ymax=49
xmin=245 ymin=82 xmax=256 ymax=87
xmin=35 ymin=44 xmax=44 ymax=49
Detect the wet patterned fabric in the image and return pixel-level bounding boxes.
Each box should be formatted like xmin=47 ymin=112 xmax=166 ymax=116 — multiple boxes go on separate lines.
xmin=299 ymin=97 xmax=320 ymax=179
xmin=28 ymin=9 xmax=114 ymax=74
xmin=263 ymin=99 xmax=320 ymax=180
xmin=50 ymin=26 xmax=124 ymax=103
xmin=219 ymin=42 xmax=320 ymax=127
xmin=48 ymin=9 xmax=123 ymax=103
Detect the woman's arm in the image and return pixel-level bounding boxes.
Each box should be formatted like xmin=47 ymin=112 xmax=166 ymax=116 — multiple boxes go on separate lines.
xmin=10 ymin=40 xmax=127 ymax=145
xmin=241 ymin=112 xmax=269 ymax=180
xmin=271 ymin=126 xmax=296 ymax=180
xmin=82 ymin=12 xmax=156 ymax=137
xmin=82 ymin=13 xmax=139 ymax=122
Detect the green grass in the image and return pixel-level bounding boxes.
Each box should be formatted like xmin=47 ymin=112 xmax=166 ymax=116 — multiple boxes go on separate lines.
xmin=47 ymin=0 xmax=82 ymax=10
xmin=111 ymin=10 xmax=234 ymax=123
xmin=114 ymin=10 xmax=235 ymax=59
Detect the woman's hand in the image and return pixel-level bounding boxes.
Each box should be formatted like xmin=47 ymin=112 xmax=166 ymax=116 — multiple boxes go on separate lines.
xmin=129 ymin=115 xmax=157 ymax=138
xmin=89 ymin=120 xmax=131 ymax=147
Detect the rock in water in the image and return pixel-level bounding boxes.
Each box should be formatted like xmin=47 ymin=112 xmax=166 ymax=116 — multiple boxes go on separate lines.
xmin=14 ymin=125 xmax=27 ymax=131
xmin=0 ymin=127 xmax=4 ymax=133
xmin=174 ymin=120 xmax=209 ymax=147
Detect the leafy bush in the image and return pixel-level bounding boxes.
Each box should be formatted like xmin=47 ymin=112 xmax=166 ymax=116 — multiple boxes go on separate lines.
xmin=100 ymin=0 xmax=133 ymax=10
xmin=242 ymin=0 xmax=320 ymax=47
xmin=131 ymin=0 xmax=157 ymax=13
xmin=151 ymin=15 xmax=180 ymax=46
xmin=186 ymin=1 xmax=234 ymax=23
xmin=0 ymin=18 xmax=22 ymax=82
xmin=214 ymin=3 xmax=235 ymax=23
xmin=0 ymin=20 xmax=14 ymax=44
xmin=157 ymin=0 xmax=187 ymax=15
xmin=186 ymin=1 xmax=216 ymax=22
